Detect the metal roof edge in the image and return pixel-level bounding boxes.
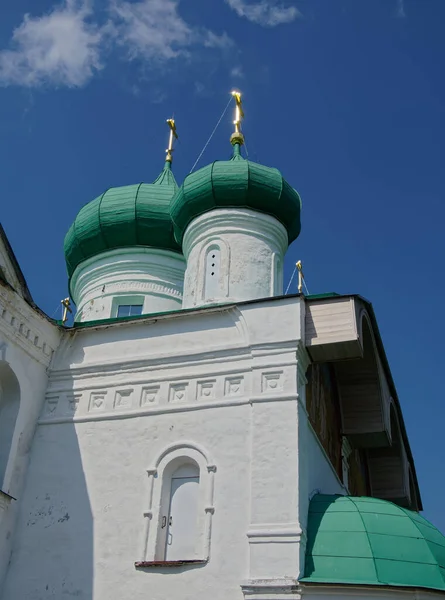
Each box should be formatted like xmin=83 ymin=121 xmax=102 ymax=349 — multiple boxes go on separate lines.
xmin=299 ymin=581 xmax=445 ymax=594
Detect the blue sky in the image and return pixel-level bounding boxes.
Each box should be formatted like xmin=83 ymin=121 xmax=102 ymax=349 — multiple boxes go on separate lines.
xmin=1 ymin=0 xmax=444 ymax=531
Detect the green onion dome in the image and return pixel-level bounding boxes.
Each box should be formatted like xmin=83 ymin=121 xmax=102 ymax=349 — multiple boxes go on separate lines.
xmin=170 ymin=144 xmax=301 ymax=245
xmin=64 ymin=162 xmax=181 ymax=278
xmin=302 ymin=494 xmax=445 ymax=592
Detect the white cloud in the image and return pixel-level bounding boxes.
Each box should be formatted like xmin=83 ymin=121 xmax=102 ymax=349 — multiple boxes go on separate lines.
xmin=396 ymin=0 xmax=406 ymax=18
xmin=0 ymin=0 xmax=103 ymax=87
xmin=230 ymin=65 xmax=244 ymax=78
xmin=111 ymin=0 xmax=234 ymax=60
xmin=193 ymin=81 xmax=216 ymax=98
xmin=110 ymin=0 xmax=192 ymax=61
xmin=204 ymin=31 xmax=234 ymax=50
xmin=225 ymin=0 xmax=300 ymax=26
xmin=194 ymin=81 xmax=205 ymax=95
xmin=0 ymin=0 xmax=236 ymax=89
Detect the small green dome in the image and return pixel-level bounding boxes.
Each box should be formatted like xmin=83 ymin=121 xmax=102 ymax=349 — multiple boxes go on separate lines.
xmin=170 ymin=145 xmax=301 ymax=245
xmin=64 ymin=163 xmax=181 ymax=277
xmin=302 ymin=494 xmax=445 ymax=592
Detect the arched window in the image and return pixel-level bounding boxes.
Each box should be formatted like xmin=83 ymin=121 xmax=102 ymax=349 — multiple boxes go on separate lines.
xmin=139 ymin=443 xmax=216 ymax=565
xmin=159 ymin=461 xmax=200 ymax=561
xmin=204 ymin=245 xmax=221 ymax=300
xmin=0 ymin=361 xmax=20 ymax=492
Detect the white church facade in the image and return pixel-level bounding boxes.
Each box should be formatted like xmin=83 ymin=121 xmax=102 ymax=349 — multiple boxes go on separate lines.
xmin=0 ymin=100 xmax=444 ymax=600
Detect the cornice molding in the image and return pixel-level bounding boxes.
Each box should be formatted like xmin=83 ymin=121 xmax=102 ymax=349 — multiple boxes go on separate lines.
xmin=183 ymin=208 xmax=288 ymax=260
xmin=49 ymin=339 xmax=300 ymax=382
xmin=38 ymin=391 xmax=303 ymax=426
xmin=241 ymin=578 xmax=301 ymax=600
xmin=0 ymin=287 xmax=58 ymax=367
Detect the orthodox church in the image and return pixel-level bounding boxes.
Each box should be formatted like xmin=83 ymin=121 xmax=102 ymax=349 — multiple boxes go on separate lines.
xmin=0 ymin=93 xmax=444 ymax=600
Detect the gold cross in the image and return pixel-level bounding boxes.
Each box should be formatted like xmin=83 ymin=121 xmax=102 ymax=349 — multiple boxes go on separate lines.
xmin=61 ymin=297 xmax=72 ymax=324
xmin=230 ymin=90 xmax=245 ymax=146
xmin=166 ymin=118 xmax=178 ymax=163
xmin=296 ymin=261 xmax=304 ymax=294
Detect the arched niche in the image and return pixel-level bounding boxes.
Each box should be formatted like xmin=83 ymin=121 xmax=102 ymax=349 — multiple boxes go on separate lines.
xmin=198 ymin=237 xmax=230 ymax=304
xmin=0 ymin=360 xmax=20 ymax=492
xmin=367 ymin=402 xmax=412 ymax=507
xmin=139 ymin=442 xmax=216 ymax=564
xmin=335 ymin=312 xmax=391 ymax=448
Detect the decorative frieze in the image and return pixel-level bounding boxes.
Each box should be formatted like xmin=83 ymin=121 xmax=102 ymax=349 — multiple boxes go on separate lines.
xmin=45 ymin=395 xmax=59 ymax=416
xmin=0 ymin=290 xmax=58 ymax=367
xmin=39 ymin=362 xmax=302 ymax=425
xmin=86 ymin=280 xmax=183 ymax=300
xmin=225 ymin=375 xmax=244 ymax=397
xmin=114 ymin=388 xmax=133 ymax=409
xmin=197 ymin=379 xmax=216 ymax=400
xmin=169 ymin=382 xmax=188 ymax=403
xmin=67 ymin=393 xmax=81 ymax=415
xmin=89 ymin=391 xmax=107 ymax=412
xmin=140 ymin=386 xmax=160 ymax=406
xmin=261 ymin=371 xmax=283 ymax=393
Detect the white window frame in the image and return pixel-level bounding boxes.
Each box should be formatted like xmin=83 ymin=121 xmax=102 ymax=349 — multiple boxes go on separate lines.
xmin=111 ymin=295 xmax=145 ymax=319
xmin=140 ymin=442 xmax=216 ymax=563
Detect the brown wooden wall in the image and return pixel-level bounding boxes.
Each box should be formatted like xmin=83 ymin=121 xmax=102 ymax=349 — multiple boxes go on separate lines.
xmin=306 ymin=362 xmax=370 ymax=495
xmin=306 ymin=363 xmax=342 ymax=479
xmin=348 ymin=449 xmax=370 ymax=496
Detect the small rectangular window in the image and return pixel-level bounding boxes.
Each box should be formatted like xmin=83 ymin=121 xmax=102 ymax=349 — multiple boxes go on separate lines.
xmin=117 ymin=304 xmax=143 ymax=318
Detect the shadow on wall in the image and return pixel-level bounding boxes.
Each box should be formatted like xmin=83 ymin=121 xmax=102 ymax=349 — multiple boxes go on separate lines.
xmin=1 ymin=374 xmax=93 ymax=600
xmin=0 ymin=361 xmax=20 ymax=491
xmin=0 ymin=360 xmax=21 ymax=595
xmin=302 ymin=494 xmax=338 ymax=580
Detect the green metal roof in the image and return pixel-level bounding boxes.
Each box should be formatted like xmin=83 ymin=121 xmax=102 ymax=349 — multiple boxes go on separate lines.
xmin=64 ymin=162 xmax=181 ymax=278
xmin=302 ymin=494 xmax=445 ymax=591
xmin=170 ymin=144 xmax=302 ymax=245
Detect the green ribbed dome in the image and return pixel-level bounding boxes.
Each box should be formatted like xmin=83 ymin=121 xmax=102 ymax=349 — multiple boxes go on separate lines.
xmin=64 ymin=163 xmax=181 ymax=277
xmin=170 ymin=145 xmax=301 ymax=245
xmin=302 ymin=494 xmax=445 ymax=592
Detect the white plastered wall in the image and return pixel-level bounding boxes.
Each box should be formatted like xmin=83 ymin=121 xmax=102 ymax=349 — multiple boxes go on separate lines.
xmin=0 ymin=283 xmax=60 ymax=595
xmin=0 ymin=296 xmax=338 ymax=600
xmin=181 ymin=208 xmax=288 ymax=309
xmin=70 ymin=247 xmax=186 ymax=322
